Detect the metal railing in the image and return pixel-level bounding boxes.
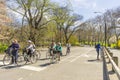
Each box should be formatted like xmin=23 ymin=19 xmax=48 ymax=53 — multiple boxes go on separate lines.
xmin=103 ymin=47 xmax=120 ymax=79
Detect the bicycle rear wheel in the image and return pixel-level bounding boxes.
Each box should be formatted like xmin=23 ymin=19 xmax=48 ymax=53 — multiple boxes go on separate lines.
xmin=3 ymin=54 xmax=12 ymax=66
xmin=35 ymin=50 xmax=41 ymax=60
xmin=66 ymin=49 xmax=70 ymax=56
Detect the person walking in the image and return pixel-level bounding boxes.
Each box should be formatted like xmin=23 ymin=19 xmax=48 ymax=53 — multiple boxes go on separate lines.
xmin=95 ymin=43 xmax=101 ymax=60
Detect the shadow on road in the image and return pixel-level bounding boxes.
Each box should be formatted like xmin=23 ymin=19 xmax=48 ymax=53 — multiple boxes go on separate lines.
xmin=1 ymin=65 xmax=19 ymax=69
xmin=0 ymin=65 xmax=4 ymax=67
xmin=40 ymin=58 xmax=49 ymax=61
xmin=39 ymin=62 xmax=51 ymax=67
xmin=87 ymin=59 xmax=102 ymax=62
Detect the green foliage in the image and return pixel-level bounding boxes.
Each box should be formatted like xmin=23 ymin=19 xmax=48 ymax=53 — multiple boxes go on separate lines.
xmin=110 ymin=43 xmax=116 ymax=48
xmin=74 ymin=42 xmax=80 ymax=46
xmin=44 ymin=22 xmax=57 ymax=40
xmin=0 ymin=43 xmax=8 ymax=53
xmin=69 ymin=35 xmax=79 ymax=46
xmin=118 ymin=40 xmax=120 ymax=48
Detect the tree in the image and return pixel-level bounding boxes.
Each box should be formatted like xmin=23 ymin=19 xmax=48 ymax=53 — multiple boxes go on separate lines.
xmin=52 ymin=6 xmax=83 ymax=44
xmin=7 ymin=0 xmax=54 ymax=44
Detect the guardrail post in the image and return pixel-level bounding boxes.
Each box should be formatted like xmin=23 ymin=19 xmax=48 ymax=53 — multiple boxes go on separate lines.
xmin=109 ymin=52 xmax=113 ymax=63
xmin=107 ymin=49 xmax=110 ymax=53
xmin=109 ymin=52 xmax=113 ymax=57
xmin=106 ymin=48 xmax=110 ymax=58
xmin=112 ymin=57 xmax=118 ymax=72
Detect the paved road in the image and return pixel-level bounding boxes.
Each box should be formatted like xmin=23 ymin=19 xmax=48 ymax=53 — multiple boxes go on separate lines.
xmin=0 ymin=47 xmax=103 ymax=80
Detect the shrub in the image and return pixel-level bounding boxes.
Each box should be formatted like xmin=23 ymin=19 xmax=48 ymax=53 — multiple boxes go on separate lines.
xmin=0 ymin=43 xmax=8 ymax=53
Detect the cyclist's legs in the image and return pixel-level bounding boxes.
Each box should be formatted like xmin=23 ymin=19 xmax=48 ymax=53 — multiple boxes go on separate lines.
xmin=57 ymin=51 xmax=60 ymax=61
xmin=49 ymin=48 xmax=53 ymax=56
xmin=68 ymin=47 xmax=70 ymax=52
xmin=66 ymin=47 xmax=69 ymax=55
xmin=12 ymin=50 xmax=18 ymax=64
xmin=28 ymin=49 xmax=32 ymax=57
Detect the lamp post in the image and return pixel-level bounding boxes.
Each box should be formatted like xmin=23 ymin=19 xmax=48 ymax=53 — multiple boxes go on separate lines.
xmin=94 ymin=12 xmax=107 ymax=47
xmin=104 ymin=21 xmax=107 ymax=47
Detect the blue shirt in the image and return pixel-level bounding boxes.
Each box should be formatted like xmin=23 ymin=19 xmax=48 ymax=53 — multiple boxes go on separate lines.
xmin=10 ymin=43 xmax=19 ymax=52
xmin=96 ymin=44 xmax=100 ymax=50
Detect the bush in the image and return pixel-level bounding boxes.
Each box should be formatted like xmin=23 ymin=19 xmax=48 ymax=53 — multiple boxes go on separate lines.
xmin=71 ymin=42 xmax=80 ymax=46
xmin=0 ymin=43 xmax=8 ymax=53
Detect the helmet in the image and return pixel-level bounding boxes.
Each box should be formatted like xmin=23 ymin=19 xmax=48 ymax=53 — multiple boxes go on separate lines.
xmin=28 ymin=40 xmax=32 ymax=43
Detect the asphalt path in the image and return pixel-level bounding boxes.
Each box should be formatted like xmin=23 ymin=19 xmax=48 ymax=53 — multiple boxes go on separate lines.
xmin=0 ymin=47 xmax=103 ymax=80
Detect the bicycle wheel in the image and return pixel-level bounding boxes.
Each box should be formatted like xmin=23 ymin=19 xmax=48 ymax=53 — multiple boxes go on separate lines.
xmin=55 ymin=53 xmax=60 ymax=63
xmin=50 ymin=53 xmax=54 ymax=63
xmin=17 ymin=55 xmax=26 ymax=66
xmin=35 ymin=50 xmax=41 ymax=60
xmin=46 ymin=51 xmax=50 ymax=59
xmin=3 ymin=54 xmax=12 ymax=66
xmin=66 ymin=49 xmax=70 ymax=56
xmin=30 ymin=54 xmax=37 ymax=64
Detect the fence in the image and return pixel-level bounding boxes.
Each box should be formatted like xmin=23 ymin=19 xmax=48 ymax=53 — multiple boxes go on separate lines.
xmin=103 ymin=47 xmax=120 ymax=80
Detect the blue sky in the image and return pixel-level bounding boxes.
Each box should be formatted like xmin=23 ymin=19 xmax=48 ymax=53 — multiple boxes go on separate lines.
xmin=51 ymin=0 xmax=120 ymax=20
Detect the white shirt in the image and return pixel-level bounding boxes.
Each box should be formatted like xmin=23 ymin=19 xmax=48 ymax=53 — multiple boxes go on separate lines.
xmin=27 ymin=44 xmax=35 ymax=52
xmin=66 ymin=43 xmax=71 ymax=48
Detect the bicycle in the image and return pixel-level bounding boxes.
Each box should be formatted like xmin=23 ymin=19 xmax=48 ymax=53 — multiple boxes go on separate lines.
xmin=66 ymin=47 xmax=70 ymax=56
xmin=3 ymin=49 xmax=25 ymax=66
xmin=50 ymin=51 xmax=60 ymax=64
xmin=22 ymin=48 xmax=37 ymax=64
xmin=34 ymin=50 xmax=41 ymax=60
xmin=46 ymin=48 xmax=52 ymax=59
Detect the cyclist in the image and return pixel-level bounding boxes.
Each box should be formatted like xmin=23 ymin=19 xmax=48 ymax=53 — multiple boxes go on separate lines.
xmin=66 ymin=42 xmax=71 ymax=55
xmin=49 ymin=41 xmax=56 ymax=55
xmin=55 ymin=42 xmax=62 ymax=61
xmin=26 ymin=40 xmax=36 ymax=57
xmin=9 ymin=39 xmax=20 ymax=64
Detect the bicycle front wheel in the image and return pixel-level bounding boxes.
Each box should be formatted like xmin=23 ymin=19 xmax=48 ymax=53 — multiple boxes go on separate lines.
xmin=3 ymin=54 xmax=12 ymax=66
xmin=30 ymin=54 xmax=37 ymax=64
xmin=46 ymin=51 xmax=50 ymax=59
xmin=17 ymin=55 xmax=26 ymax=66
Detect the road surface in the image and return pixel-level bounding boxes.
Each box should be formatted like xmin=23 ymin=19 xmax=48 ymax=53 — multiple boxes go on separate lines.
xmin=0 ymin=47 xmax=103 ymax=80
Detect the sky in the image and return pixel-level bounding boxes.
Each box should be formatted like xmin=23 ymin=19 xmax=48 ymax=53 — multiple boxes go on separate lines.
xmin=6 ymin=0 xmax=120 ymax=25
xmin=51 ymin=0 xmax=120 ymax=21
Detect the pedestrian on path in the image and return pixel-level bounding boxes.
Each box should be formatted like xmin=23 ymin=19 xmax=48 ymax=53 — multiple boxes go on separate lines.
xmin=95 ymin=43 xmax=101 ymax=60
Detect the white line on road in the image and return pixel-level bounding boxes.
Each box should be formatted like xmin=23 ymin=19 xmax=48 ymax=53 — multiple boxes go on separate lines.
xmin=70 ymin=56 xmax=81 ymax=62
xmin=61 ymin=55 xmax=76 ymax=62
xmin=0 ymin=62 xmax=3 ymax=65
xmin=80 ymin=54 xmax=90 ymax=57
xmin=18 ymin=77 xmax=23 ymax=80
xmin=69 ymin=49 xmax=92 ymax=63
xmin=20 ymin=66 xmax=47 ymax=72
